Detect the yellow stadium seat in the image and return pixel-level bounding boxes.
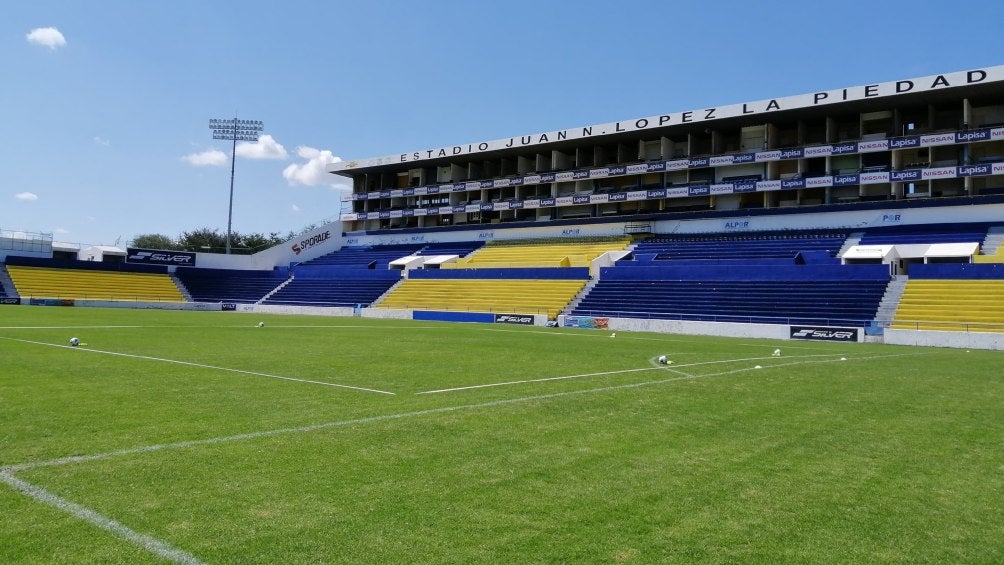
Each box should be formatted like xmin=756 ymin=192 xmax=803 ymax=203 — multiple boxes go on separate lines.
xmin=7 ymin=266 xmax=185 ymax=302
xmin=891 ymin=279 xmax=1004 ymax=332
xmin=378 ymin=279 xmax=586 ymax=319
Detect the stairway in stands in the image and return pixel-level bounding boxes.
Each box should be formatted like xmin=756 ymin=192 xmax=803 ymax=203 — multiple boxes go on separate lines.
xmin=0 ymin=265 xmax=17 ymax=297
xmin=981 ymin=225 xmax=1004 ymax=255
xmin=873 ymin=275 xmax=909 ymax=326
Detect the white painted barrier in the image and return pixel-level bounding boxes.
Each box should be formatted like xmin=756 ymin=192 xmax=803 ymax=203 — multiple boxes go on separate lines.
xmin=884 ymin=329 xmax=1004 ymax=351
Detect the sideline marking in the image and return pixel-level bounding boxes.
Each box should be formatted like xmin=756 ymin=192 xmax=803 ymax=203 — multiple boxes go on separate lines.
xmin=0 ymin=337 xmax=395 ymax=396
xmin=0 ymin=470 xmax=205 ymax=565
xmin=416 ymin=352 xmax=851 ymax=394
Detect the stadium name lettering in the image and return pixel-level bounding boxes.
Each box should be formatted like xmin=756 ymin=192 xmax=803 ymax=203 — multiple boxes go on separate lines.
xmin=391 ymin=68 xmax=992 ymax=165
xmin=812 ymin=70 xmax=987 ymax=104
xmin=398 ymin=104 xmax=787 ymax=162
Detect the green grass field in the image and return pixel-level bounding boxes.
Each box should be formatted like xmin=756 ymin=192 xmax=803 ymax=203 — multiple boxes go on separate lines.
xmin=1 ymin=305 xmax=1002 ymax=564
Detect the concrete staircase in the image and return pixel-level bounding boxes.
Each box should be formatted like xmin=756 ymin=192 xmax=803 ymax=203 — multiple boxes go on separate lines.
xmin=873 ymin=275 xmax=909 ymax=326
xmin=981 ymin=225 xmax=1004 ymax=255
xmin=565 ymin=278 xmax=600 ymax=313
xmin=256 ymin=277 xmax=295 ymax=305
xmin=0 ymin=265 xmax=17 ymax=297
xmin=169 ymin=273 xmax=193 ymax=302
xmin=369 ymin=277 xmax=406 ymax=307
xmin=837 ymin=231 xmax=865 ymax=257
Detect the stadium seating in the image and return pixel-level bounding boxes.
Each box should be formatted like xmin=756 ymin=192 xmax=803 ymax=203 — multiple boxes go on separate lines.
xmin=416 ymin=241 xmax=485 ymax=256
xmin=857 ymin=223 xmax=991 ymax=245
xmin=298 ymin=244 xmax=423 ymax=268
xmin=378 ymin=279 xmax=586 ymax=318
xmin=891 ymin=279 xmax=1004 ymax=332
xmin=262 ymin=277 xmax=398 ymax=307
xmin=175 ymin=268 xmax=285 ymax=303
xmin=447 ymin=237 xmax=631 ymax=269
xmin=624 ymin=230 xmax=847 ymax=262
xmin=296 ymin=242 xmax=484 ymax=269
xmin=973 ymin=248 xmax=1004 ymax=263
xmin=570 ymin=278 xmax=887 ymax=326
xmin=6 ymin=265 xmax=184 ymax=301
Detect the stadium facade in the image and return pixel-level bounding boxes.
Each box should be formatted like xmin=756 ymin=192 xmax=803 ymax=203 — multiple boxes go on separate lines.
xmin=330 ymin=65 xmax=1004 ymax=236
xmin=4 ymin=65 xmax=1004 ymax=350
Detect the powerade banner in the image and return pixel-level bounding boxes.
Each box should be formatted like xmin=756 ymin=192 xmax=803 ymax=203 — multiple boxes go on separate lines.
xmin=127 ymin=248 xmax=197 ymax=267
xmin=790 ymin=326 xmax=859 ymax=342
xmin=494 ymin=313 xmax=534 ymax=325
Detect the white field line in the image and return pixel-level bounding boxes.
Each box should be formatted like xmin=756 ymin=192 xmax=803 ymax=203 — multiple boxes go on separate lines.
xmin=480 ymin=327 xmax=842 ymax=350
xmin=0 ymin=337 xmax=395 ymax=396
xmin=0 ymin=325 xmax=150 ymax=329
xmin=0 ymin=349 xmax=927 ymax=565
xmin=415 ymin=352 xmax=850 ymax=394
xmin=3 ymin=351 xmax=924 ymax=475
xmin=0 ymin=470 xmax=205 ymax=565
xmin=0 ymin=324 xmax=443 ymax=330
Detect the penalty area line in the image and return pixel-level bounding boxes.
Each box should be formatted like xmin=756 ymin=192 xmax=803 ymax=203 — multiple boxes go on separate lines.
xmin=0 ymin=336 xmax=395 ymax=396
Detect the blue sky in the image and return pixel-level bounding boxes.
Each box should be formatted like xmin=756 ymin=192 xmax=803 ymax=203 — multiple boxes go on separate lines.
xmin=4 ymin=0 xmax=1004 ymax=246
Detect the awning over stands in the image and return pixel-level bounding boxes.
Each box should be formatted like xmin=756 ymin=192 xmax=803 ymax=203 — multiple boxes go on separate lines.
xmin=840 ymin=245 xmax=898 ymax=263
xmin=389 ymin=254 xmax=459 ymax=270
xmin=52 ymin=241 xmax=81 ymax=254
xmin=923 ymin=242 xmax=979 ymax=259
xmin=80 ymin=245 xmax=127 ymax=262
xmin=840 ymin=242 xmax=979 ymax=264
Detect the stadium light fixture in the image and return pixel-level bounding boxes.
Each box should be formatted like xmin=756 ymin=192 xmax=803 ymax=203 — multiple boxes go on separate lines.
xmin=209 ymin=116 xmax=264 ymax=254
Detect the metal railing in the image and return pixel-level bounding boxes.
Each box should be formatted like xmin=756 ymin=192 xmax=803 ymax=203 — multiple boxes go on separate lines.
xmin=885 ymin=319 xmax=1004 ymax=333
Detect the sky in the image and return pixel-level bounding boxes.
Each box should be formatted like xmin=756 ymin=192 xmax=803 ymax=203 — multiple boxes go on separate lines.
xmin=3 ymin=0 xmax=1004 ymax=247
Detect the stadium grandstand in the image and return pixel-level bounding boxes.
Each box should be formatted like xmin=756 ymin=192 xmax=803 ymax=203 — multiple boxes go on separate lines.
xmin=3 ymin=65 xmax=1004 ymax=349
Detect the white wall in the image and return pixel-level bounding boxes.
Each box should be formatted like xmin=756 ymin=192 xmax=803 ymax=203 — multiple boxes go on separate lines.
xmin=884 ymin=329 xmax=1004 ymax=351
xmin=237 ymin=304 xmax=355 ymax=317
xmin=191 ymin=222 xmax=345 ymax=271
xmin=654 ymin=202 xmax=1004 ymax=236
xmin=571 ymin=315 xmax=792 ymax=340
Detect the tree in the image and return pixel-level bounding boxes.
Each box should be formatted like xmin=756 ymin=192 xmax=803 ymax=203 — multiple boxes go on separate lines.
xmin=239 ymin=231 xmax=287 ymax=253
xmin=131 ymin=233 xmax=181 ymax=250
xmin=178 ymin=228 xmax=228 ymax=253
xmin=156 ymin=227 xmax=301 ymax=254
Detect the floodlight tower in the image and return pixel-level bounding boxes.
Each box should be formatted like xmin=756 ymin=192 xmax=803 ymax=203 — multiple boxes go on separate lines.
xmin=209 ymin=116 xmax=264 ymax=254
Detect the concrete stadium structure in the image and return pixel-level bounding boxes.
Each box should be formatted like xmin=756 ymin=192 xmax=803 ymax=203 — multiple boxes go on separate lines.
xmin=3 ymin=65 xmax=1004 ymax=349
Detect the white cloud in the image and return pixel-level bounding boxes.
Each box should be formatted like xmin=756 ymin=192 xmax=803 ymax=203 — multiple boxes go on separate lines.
xmin=15 ymin=192 xmax=39 ymax=201
xmin=55 ymin=228 xmax=70 ymax=235
xmin=282 ymin=146 xmax=346 ymax=189
xmin=235 ymin=134 xmax=287 ymax=160
xmin=26 ymin=27 xmax=66 ymax=49
xmin=93 ymin=136 xmax=110 ymax=147
xmin=182 ymin=149 xmax=228 ymax=167
xmin=291 ymin=204 xmax=301 ymax=213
